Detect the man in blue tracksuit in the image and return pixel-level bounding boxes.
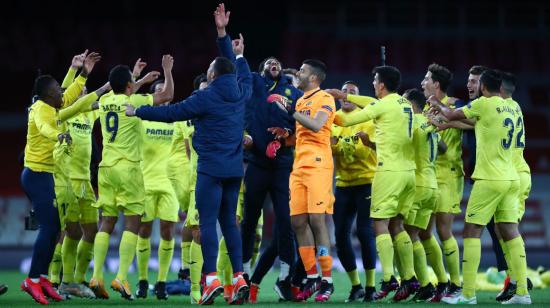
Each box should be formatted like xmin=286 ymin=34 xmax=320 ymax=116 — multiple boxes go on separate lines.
xmin=214 ymin=4 xmax=303 ymax=300
xmin=127 ymin=35 xmax=252 ymax=304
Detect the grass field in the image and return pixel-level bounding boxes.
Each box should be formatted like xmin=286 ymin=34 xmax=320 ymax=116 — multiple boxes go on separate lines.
xmin=1 ymin=270 xmax=549 ymax=307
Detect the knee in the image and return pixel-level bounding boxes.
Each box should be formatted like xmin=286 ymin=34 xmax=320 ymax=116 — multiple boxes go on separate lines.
xmin=291 ymin=216 xmax=306 ymax=232
xmin=192 ymin=227 xmax=201 ymax=243
xmin=99 ymin=217 xmax=117 ymax=234
xmin=65 ymin=223 xmax=82 ymax=239
xmin=160 ymin=222 xmax=174 ymax=241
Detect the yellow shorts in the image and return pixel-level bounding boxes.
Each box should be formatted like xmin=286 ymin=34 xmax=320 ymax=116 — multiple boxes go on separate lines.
xmin=465 ymin=180 xmax=520 ymax=225
xmin=290 ymin=167 xmax=334 ymax=216
xmin=371 ymin=170 xmax=415 ymax=219
xmin=54 ymin=184 xmax=75 ymax=228
xmin=65 ymin=179 xmax=98 ymax=224
xmin=169 ymin=173 xmax=191 ymax=212
xmin=185 ymin=190 xmax=199 ymax=227
xmin=405 ymin=186 xmax=437 ymax=229
xmin=96 ymin=160 xmax=145 ymax=217
xmin=518 ymin=171 xmax=531 ymax=220
xmin=435 ymin=175 xmax=463 ymax=214
xmin=142 ymin=188 xmax=179 ymax=223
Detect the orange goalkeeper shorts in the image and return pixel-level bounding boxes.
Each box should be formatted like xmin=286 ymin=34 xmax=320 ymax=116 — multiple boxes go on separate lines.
xmin=290 ymin=167 xmax=334 ymax=216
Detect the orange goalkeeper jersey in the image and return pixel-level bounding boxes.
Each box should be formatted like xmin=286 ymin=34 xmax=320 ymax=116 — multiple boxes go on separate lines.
xmin=293 ymin=87 xmax=336 ymax=170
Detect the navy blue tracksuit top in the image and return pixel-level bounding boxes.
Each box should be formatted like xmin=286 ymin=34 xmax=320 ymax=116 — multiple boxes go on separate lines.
xmin=135 ymin=56 xmax=253 ymax=178
xmin=217 ymin=35 xmax=303 ymax=169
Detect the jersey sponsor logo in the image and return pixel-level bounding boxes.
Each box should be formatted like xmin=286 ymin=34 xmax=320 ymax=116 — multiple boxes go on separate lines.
xmin=445 ymin=250 xmax=456 ymax=257
xmin=300 ymin=109 xmax=311 ymax=117
xmin=305 ymin=101 xmax=313 ymax=106
xmin=71 ymin=122 xmax=93 ymax=131
xmin=146 ymin=128 xmax=174 ymax=136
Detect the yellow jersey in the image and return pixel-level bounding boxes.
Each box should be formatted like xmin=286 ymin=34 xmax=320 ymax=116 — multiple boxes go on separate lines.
xmin=413 ymin=114 xmax=439 ymax=189
xmin=24 ymin=75 xmax=87 ymax=172
xmin=331 ymin=108 xmax=376 ymax=186
xmin=98 ymin=92 xmax=153 ymax=167
xmin=141 ymin=120 xmax=174 ymax=191
xmin=335 ymin=93 xmax=415 ymax=172
xmin=462 ymin=96 xmax=520 ymax=181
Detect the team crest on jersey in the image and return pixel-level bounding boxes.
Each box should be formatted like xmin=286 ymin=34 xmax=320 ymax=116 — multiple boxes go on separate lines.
xmin=285 ymin=89 xmax=292 ymax=96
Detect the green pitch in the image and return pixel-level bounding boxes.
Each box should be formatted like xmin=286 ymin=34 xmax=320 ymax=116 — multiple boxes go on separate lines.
xmin=0 ymin=270 xmax=548 ymax=307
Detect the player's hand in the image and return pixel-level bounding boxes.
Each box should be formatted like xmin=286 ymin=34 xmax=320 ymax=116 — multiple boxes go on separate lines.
xmin=325 ymin=89 xmax=347 ymax=100
xmin=91 ymin=101 xmax=99 ymax=110
xmin=267 ymin=94 xmax=292 ymax=114
xmin=132 ymin=58 xmax=147 ymax=79
xmin=161 ymin=54 xmax=174 ymax=72
xmin=125 ymin=103 xmax=136 ymax=117
xmin=267 ymin=127 xmax=290 ymax=139
xmin=71 ymin=49 xmax=88 ymax=69
xmin=214 ymin=3 xmax=231 ymax=30
xmin=427 ymin=95 xmax=443 ymax=110
xmin=356 ymin=131 xmax=371 ymax=146
xmin=141 ymin=71 xmax=161 ymax=84
xmin=243 ymin=134 xmax=253 ymax=150
xmin=81 ymin=52 xmax=101 ymax=77
xmin=265 ymin=140 xmax=281 ymax=159
xmin=232 ymin=33 xmax=245 ymax=56
xmin=58 ymin=133 xmax=72 ymax=145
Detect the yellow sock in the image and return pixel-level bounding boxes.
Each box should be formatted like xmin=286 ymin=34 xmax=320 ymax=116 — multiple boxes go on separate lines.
xmin=394 ymin=231 xmax=415 ymax=280
xmin=462 ymin=238 xmax=480 ymax=299
xmin=251 ymin=222 xmax=263 ymax=267
xmin=347 ymin=269 xmax=360 ymax=286
xmin=181 ymin=240 xmax=192 ymax=270
xmin=116 ymin=231 xmax=138 ymax=281
xmin=49 ymin=243 xmax=62 ymax=284
xmin=506 ymin=237 xmax=528 ymax=295
xmin=158 ymin=239 xmax=175 ymax=282
xmin=217 ymin=238 xmax=233 ymax=286
xmin=422 ymin=236 xmax=448 ymax=284
xmin=365 ymin=269 xmax=376 ymax=287
xmin=393 ymin=243 xmax=404 ymax=278
xmin=61 ymin=236 xmax=79 ymax=283
xmin=74 ymin=240 xmax=93 ymax=283
xmin=413 ymin=241 xmax=429 ymax=286
xmin=443 ymin=237 xmax=460 ymax=286
xmin=92 ymin=232 xmax=110 ymax=280
xmin=499 ymin=239 xmax=514 ymax=279
xmin=136 ymin=236 xmax=151 ymax=281
xmin=190 ymin=241 xmax=203 ymax=293
xmin=376 ymin=234 xmax=394 ymax=281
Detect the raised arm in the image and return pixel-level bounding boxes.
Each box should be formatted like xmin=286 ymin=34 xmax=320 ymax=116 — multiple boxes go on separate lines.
xmin=61 ymin=50 xmax=88 ymax=88
xmin=62 ymin=52 xmax=101 ymax=107
xmin=129 ymin=93 xmax=205 ymax=123
xmin=152 ymin=55 xmax=174 ymax=105
xmin=232 ymin=34 xmax=252 ymax=101
xmin=59 ymin=82 xmax=110 ymax=122
xmin=214 ymin=3 xmax=236 ymax=62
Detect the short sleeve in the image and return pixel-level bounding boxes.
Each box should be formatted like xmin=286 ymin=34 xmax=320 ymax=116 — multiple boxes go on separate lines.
xmin=130 ymin=94 xmax=154 ymax=108
xmin=462 ymin=97 xmax=483 ymax=119
xmin=316 ymin=94 xmax=335 ymax=116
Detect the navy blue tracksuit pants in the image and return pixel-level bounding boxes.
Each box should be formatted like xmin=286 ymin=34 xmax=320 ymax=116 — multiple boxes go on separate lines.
xmin=195 ymin=172 xmax=243 ymax=274
xmin=333 ymin=184 xmax=376 ymax=273
xmin=21 ymin=167 xmax=61 ymax=278
xmin=241 ymin=163 xmax=295 ymax=270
